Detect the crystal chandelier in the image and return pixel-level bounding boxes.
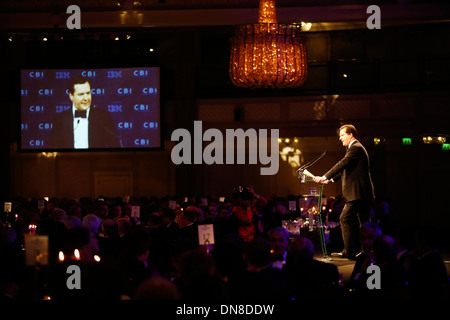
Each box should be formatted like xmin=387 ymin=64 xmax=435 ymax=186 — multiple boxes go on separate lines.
xmin=229 ymin=0 xmax=308 ymax=89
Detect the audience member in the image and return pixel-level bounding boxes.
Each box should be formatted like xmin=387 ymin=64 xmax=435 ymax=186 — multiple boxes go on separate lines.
xmin=354 ymin=234 xmax=407 ymax=299
xmin=267 ymin=227 xmax=289 ymax=269
xmin=230 ymin=186 xmax=265 ymax=242
xmin=284 ymin=237 xmax=342 ymax=300
xmin=175 ymin=248 xmax=228 ymax=300
xmin=407 ymin=226 xmax=449 ymax=299
xmin=176 ymin=206 xmax=201 ymax=247
xmin=121 ymin=226 xmax=156 ymax=297
xmin=347 ymin=222 xmax=382 ymax=289
xmin=98 ymin=219 xmax=123 ymax=260
xmin=242 ymin=236 xmax=290 ymax=300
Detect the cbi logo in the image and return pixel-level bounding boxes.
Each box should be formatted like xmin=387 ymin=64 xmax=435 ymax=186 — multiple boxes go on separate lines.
xmin=118 ymin=122 xmax=133 ymax=129
xmin=143 ymin=122 xmax=158 ymax=129
xmin=142 ymin=88 xmax=157 ymax=95
xmin=29 ymin=105 xmax=45 ymax=112
xmin=38 ymin=123 xmax=53 ymax=130
xmin=81 ymin=70 xmax=97 ymax=78
xmin=133 ymin=104 xmax=149 ymax=111
xmin=29 ymin=71 xmax=45 ymax=78
xmin=91 ymin=88 xmax=105 ymax=95
xmin=38 ymin=89 xmax=54 ymax=96
xmin=134 ymin=138 xmax=150 ymax=146
xmin=117 ymin=88 xmax=133 ymax=95
xmin=29 ymin=140 xmax=44 ymax=147
xmin=133 ymin=70 xmax=149 ymax=77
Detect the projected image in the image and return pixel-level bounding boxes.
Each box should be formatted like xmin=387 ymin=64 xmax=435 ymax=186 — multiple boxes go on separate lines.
xmin=20 ymin=67 xmax=161 ymax=151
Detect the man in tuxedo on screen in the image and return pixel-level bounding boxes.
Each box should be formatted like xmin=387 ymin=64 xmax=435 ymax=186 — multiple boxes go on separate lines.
xmin=51 ymin=77 xmax=121 ymax=149
xmin=313 ymin=124 xmax=375 ymax=260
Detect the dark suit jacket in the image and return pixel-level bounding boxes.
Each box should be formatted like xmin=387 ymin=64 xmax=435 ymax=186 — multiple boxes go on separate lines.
xmin=51 ymin=107 xmax=121 ymax=149
xmin=324 ymin=140 xmax=375 ymax=202
xmin=283 ymin=258 xmax=341 ymax=300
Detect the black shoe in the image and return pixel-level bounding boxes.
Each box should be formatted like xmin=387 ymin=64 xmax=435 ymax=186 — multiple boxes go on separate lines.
xmin=331 ymin=251 xmax=356 ymax=260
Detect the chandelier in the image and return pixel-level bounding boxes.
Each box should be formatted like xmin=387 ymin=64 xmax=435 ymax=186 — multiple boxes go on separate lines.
xmin=229 ymin=0 xmax=308 ymax=89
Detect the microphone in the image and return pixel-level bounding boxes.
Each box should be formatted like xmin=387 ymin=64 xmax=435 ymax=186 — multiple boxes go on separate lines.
xmin=296 ymin=150 xmax=327 ymax=181
xmin=296 ymin=167 xmax=316 ymax=180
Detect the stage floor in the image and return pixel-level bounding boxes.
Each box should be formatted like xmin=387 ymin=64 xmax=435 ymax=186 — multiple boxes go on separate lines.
xmin=315 ymin=250 xmax=450 ymax=284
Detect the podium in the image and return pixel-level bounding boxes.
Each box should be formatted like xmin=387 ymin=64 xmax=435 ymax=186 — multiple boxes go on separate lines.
xmin=283 ymin=156 xmax=332 ymax=261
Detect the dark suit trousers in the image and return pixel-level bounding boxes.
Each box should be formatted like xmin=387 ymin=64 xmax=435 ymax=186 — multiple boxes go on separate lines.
xmin=340 ymin=200 xmax=370 ymax=256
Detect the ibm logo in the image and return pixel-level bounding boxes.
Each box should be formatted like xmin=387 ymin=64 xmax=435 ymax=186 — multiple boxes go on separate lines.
xmin=108 ymin=105 xmax=123 ymax=112
xmin=56 ymin=105 xmax=71 ymax=113
xmin=56 ymin=72 xmax=71 ymax=79
xmin=107 ymin=71 xmax=122 ymax=78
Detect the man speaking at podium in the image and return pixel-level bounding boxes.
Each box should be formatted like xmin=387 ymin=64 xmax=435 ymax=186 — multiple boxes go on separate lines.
xmin=51 ymin=77 xmax=121 ymax=149
xmin=313 ymin=124 xmax=375 ymax=260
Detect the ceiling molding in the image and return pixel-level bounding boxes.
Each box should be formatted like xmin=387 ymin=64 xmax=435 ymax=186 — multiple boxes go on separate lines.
xmin=1 ymin=4 xmax=449 ymax=31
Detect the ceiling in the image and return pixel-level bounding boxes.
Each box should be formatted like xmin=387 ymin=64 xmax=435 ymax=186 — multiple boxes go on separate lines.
xmin=0 ymin=0 xmax=449 ymax=32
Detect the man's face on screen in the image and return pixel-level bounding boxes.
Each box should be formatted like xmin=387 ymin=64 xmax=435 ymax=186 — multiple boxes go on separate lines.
xmin=70 ymin=82 xmax=92 ymax=111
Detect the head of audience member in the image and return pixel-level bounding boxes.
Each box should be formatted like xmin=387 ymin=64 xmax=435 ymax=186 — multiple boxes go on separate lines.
xmin=62 ymin=215 xmax=82 ymax=230
xmin=117 ymin=218 xmax=132 ymax=237
xmin=176 ymin=206 xmax=201 ymax=228
xmin=372 ymin=234 xmax=399 ymax=266
xmin=110 ymin=204 xmax=123 ymax=220
xmin=217 ymin=205 xmax=232 ymax=220
xmin=133 ymin=276 xmax=180 ymax=300
xmin=147 ymin=211 xmax=164 ymax=228
xmin=50 ymin=208 xmax=67 ymax=222
xmin=243 ymin=236 xmax=273 ymax=271
xmin=205 ymin=205 xmax=218 ymax=221
xmin=161 ymin=208 xmax=176 ymax=226
xmin=100 ymin=219 xmax=119 ymax=238
xmin=267 ymin=227 xmax=289 ymax=260
xmin=359 ymin=222 xmax=382 ymax=253
xmin=95 ymin=203 xmax=109 ymax=221
xmin=82 ymin=214 xmax=101 ymax=235
xmin=232 ymin=186 xmax=254 ymax=207
xmin=287 ymin=237 xmax=315 ymax=265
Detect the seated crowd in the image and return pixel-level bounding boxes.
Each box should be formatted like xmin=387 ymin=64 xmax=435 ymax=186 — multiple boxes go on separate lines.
xmin=0 ymin=189 xmax=448 ymax=300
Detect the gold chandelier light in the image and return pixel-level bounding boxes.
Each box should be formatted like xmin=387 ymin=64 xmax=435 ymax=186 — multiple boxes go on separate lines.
xmin=229 ymin=0 xmax=308 ymax=89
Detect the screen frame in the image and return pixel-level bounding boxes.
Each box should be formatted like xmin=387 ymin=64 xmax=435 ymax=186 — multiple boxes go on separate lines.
xmin=17 ymin=65 xmax=164 ymax=153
